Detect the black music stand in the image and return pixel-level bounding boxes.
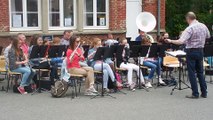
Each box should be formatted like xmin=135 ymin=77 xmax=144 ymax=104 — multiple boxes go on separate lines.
xmin=166 ymin=51 xmax=191 ymax=95
xmin=141 ymin=44 xmax=162 ymax=88
xmin=205 ymin=36 xmax=213 ymax=45
xmin=170 ymin=44 xmax=181 ymax=51
xmin=128 ymin=41 xmax=141 ymax=49
xmin=91 ymin=47 xmax=116 ymax=99
xmin=48 ymin=45 xmax=67 ymax=58
xmin=131 ymin=44 xmax=161 ymax=91
xmin=105 ymin=45 xmax=126 ymax=94
xmin=158 ymin=44 xmax=172 ymax=82
xmin=129 ymin=41 xmax=141 ymax=64
xmin=130 ymin=45 xmax=145 ymax=90
xmin=30 ymin=45 xmax=48 ymax=95
xmin=158 ymin=44 xmax=170 ymax=58
xmin=126 ymin=37 xmax=131 ymax=43
xmin=82 ymin=45 xmax=90 ymax=58
xmin=48 ymin=45 xmax=67 ymax=84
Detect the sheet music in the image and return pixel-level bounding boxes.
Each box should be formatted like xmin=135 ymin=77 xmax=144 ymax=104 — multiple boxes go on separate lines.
xmin=166 ymin=50 xmax=186 ymax=57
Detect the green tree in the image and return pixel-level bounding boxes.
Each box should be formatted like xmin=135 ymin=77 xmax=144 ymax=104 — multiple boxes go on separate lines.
xmin=166 ymin=0 xmax=213 ymax=38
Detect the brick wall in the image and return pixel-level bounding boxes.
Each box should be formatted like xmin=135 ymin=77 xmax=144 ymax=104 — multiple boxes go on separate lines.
xmin=109 ymin=0 xmax=126 ymax=30
xmin=142 ymin=0 xmax=165 ymax=29
xmin=0 ymin=0 xmax=9 ymax=32
xmin=0 ymin=0 xmax=165 ymax=50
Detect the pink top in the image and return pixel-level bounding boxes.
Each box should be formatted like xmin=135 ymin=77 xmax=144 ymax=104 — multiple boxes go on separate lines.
xmin=20 ymin=43 xmax=29 ymax=55
xmin=66 ymin=48 xmax=85 ymax=69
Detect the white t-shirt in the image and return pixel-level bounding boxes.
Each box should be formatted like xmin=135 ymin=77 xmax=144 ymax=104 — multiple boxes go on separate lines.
xmin=105 ymin=39 xmax=118 ymax=46
xmin=60 ymin=38 xmax=70 ymax=46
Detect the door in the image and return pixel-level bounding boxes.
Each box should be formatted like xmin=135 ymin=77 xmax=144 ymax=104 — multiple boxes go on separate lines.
xmin=126 ymin=0 xmax=142 ymax=41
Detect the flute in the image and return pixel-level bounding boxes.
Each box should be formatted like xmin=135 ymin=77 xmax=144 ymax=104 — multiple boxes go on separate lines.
xmin=69 ymin=42 xmax=81 ymax=62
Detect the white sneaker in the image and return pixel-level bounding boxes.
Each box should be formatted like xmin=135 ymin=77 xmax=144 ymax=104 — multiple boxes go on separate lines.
xmin=145 ymin=82 xmax=152 ymax=88
xmin=140 ymin=79 xmax=145 ymax=84
xmin=104 ymin=88 xmax=110 ymax=93
xmin=159 ymin=78 xmax=165 ymax=84
xmin=130 ymin=83 xmax=136 ymax=91
xmin=84 ymin=91 xmax=97 ymax=96
xmin=89 ymin=87 xmax=98 ymax=93
xmin=158 ymin=78 xmax=167 ymax=86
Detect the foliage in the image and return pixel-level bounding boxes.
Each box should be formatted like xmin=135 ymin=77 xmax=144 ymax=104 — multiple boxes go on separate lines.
xmin=166 ymin=0 xmax=213 ymax=38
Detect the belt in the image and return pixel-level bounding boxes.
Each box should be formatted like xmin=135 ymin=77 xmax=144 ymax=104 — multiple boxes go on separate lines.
xmin=186 ymin=48 xmax=203 ymax=52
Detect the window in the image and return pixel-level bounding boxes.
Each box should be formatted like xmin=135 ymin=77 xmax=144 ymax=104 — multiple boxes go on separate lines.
xmin=49 ymin=0 xmax=76 ymax=30
xmin=84 ymin=0 xmax=109 ymax=29
xmin=10 ymin=0 xmax=41 ymax=31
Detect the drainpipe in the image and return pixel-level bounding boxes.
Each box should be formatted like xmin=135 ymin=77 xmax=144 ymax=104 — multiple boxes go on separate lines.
xmin=157 ymin=0 xmax=161 ymax=40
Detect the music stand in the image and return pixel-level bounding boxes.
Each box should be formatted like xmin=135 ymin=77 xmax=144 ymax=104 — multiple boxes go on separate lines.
xmin=170 ymin=44 xmax=181 ymax=51
xmin=158 ymin=44 xmax=170 ymax=58
xmin=48 ymin=45 xmax=67 ymax=58
xmin=141 ymin=44 xmax=162 ymax=88
xmin=205 ymin=36 xmax=213 ymax=45
xmin=166 ymin=51 xmax=191 ymax=95
xmin=48 ymin=45 xmax=67 ymax=84
xmin=158 ymin=44 xmax=174 ymax=82
xmin=131 ymin=44 xmax=160 ymax=91
xmin=105 ymin=45 xmax=127 ymax=94
xmin=82 ymin=45 xmax=90 ymax=58
xmin=30 ymin=45 xmax=48 ymax=95
xmin=130 ymin=45 xmax=144 ymax=89
xmin=129 ymin=41 xmax=141 ymax=52
xmin=126 ymin=37 xmax=131 ymax=43
xmin=91 ymin=47 xmax=116 ymax=99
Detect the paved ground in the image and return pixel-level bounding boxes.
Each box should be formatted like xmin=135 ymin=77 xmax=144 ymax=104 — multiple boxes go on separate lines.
xmin=0 ymin=76 xmax=213 ymax=120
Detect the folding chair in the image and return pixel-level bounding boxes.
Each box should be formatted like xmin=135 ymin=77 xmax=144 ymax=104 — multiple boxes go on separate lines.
xmin=0 ymin=57 xmax=7 ymax=81
xmin=60 ymin=58 xmax=85 ymax=98
xmin=163 ymin=55 xmax=181 ymax=81
xmin=94 ymin=70 xmax=103 ymax=90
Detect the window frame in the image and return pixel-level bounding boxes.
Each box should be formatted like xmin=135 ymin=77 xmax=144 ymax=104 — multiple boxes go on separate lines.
xmin=83 ymin=0 xmax=109 ymax=30
xmin=9 ymin=0 xmax=41 ymax=31
xmin=48 ymin=0 xmax=77 ymax=31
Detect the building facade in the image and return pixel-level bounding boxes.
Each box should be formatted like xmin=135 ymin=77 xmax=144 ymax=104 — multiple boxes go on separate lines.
xmin=0 ymin=0 xmax=165 ymax=48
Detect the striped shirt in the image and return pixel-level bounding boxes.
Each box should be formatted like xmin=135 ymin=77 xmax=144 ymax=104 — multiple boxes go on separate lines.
xmin=180 ymin=20 xmax=210 ymax=48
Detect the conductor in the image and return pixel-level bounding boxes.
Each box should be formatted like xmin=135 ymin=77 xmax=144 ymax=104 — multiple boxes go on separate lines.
xmin=166 ymin=12 xmax=211 ymax=99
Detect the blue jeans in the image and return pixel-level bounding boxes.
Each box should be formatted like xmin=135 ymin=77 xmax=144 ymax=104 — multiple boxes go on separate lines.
xmin=158 ymin=57 xmax=163 ymax=67
xmin=94 ymin=63 xmax=115 ymax=88
xmin=50 ymin=65 xmax=59 ymax=85
xmin=143 ymin=59 xmax=161 ymax=80
xmin=12 ymin=66 xmax=36 ymax=87
xmin=186 ymin=49 xmax=207 ymax=97
xmin=105 ymin=58 xmax=113 ymax=65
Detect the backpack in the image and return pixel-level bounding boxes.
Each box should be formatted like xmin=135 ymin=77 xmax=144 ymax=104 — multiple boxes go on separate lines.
xmin=115 ymin=72 xmax=122 ymax=90
xmin=108 ymin=72 xmax=123 ymax=90
xmin=51 ymin=80 xmax=68 ymax=98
